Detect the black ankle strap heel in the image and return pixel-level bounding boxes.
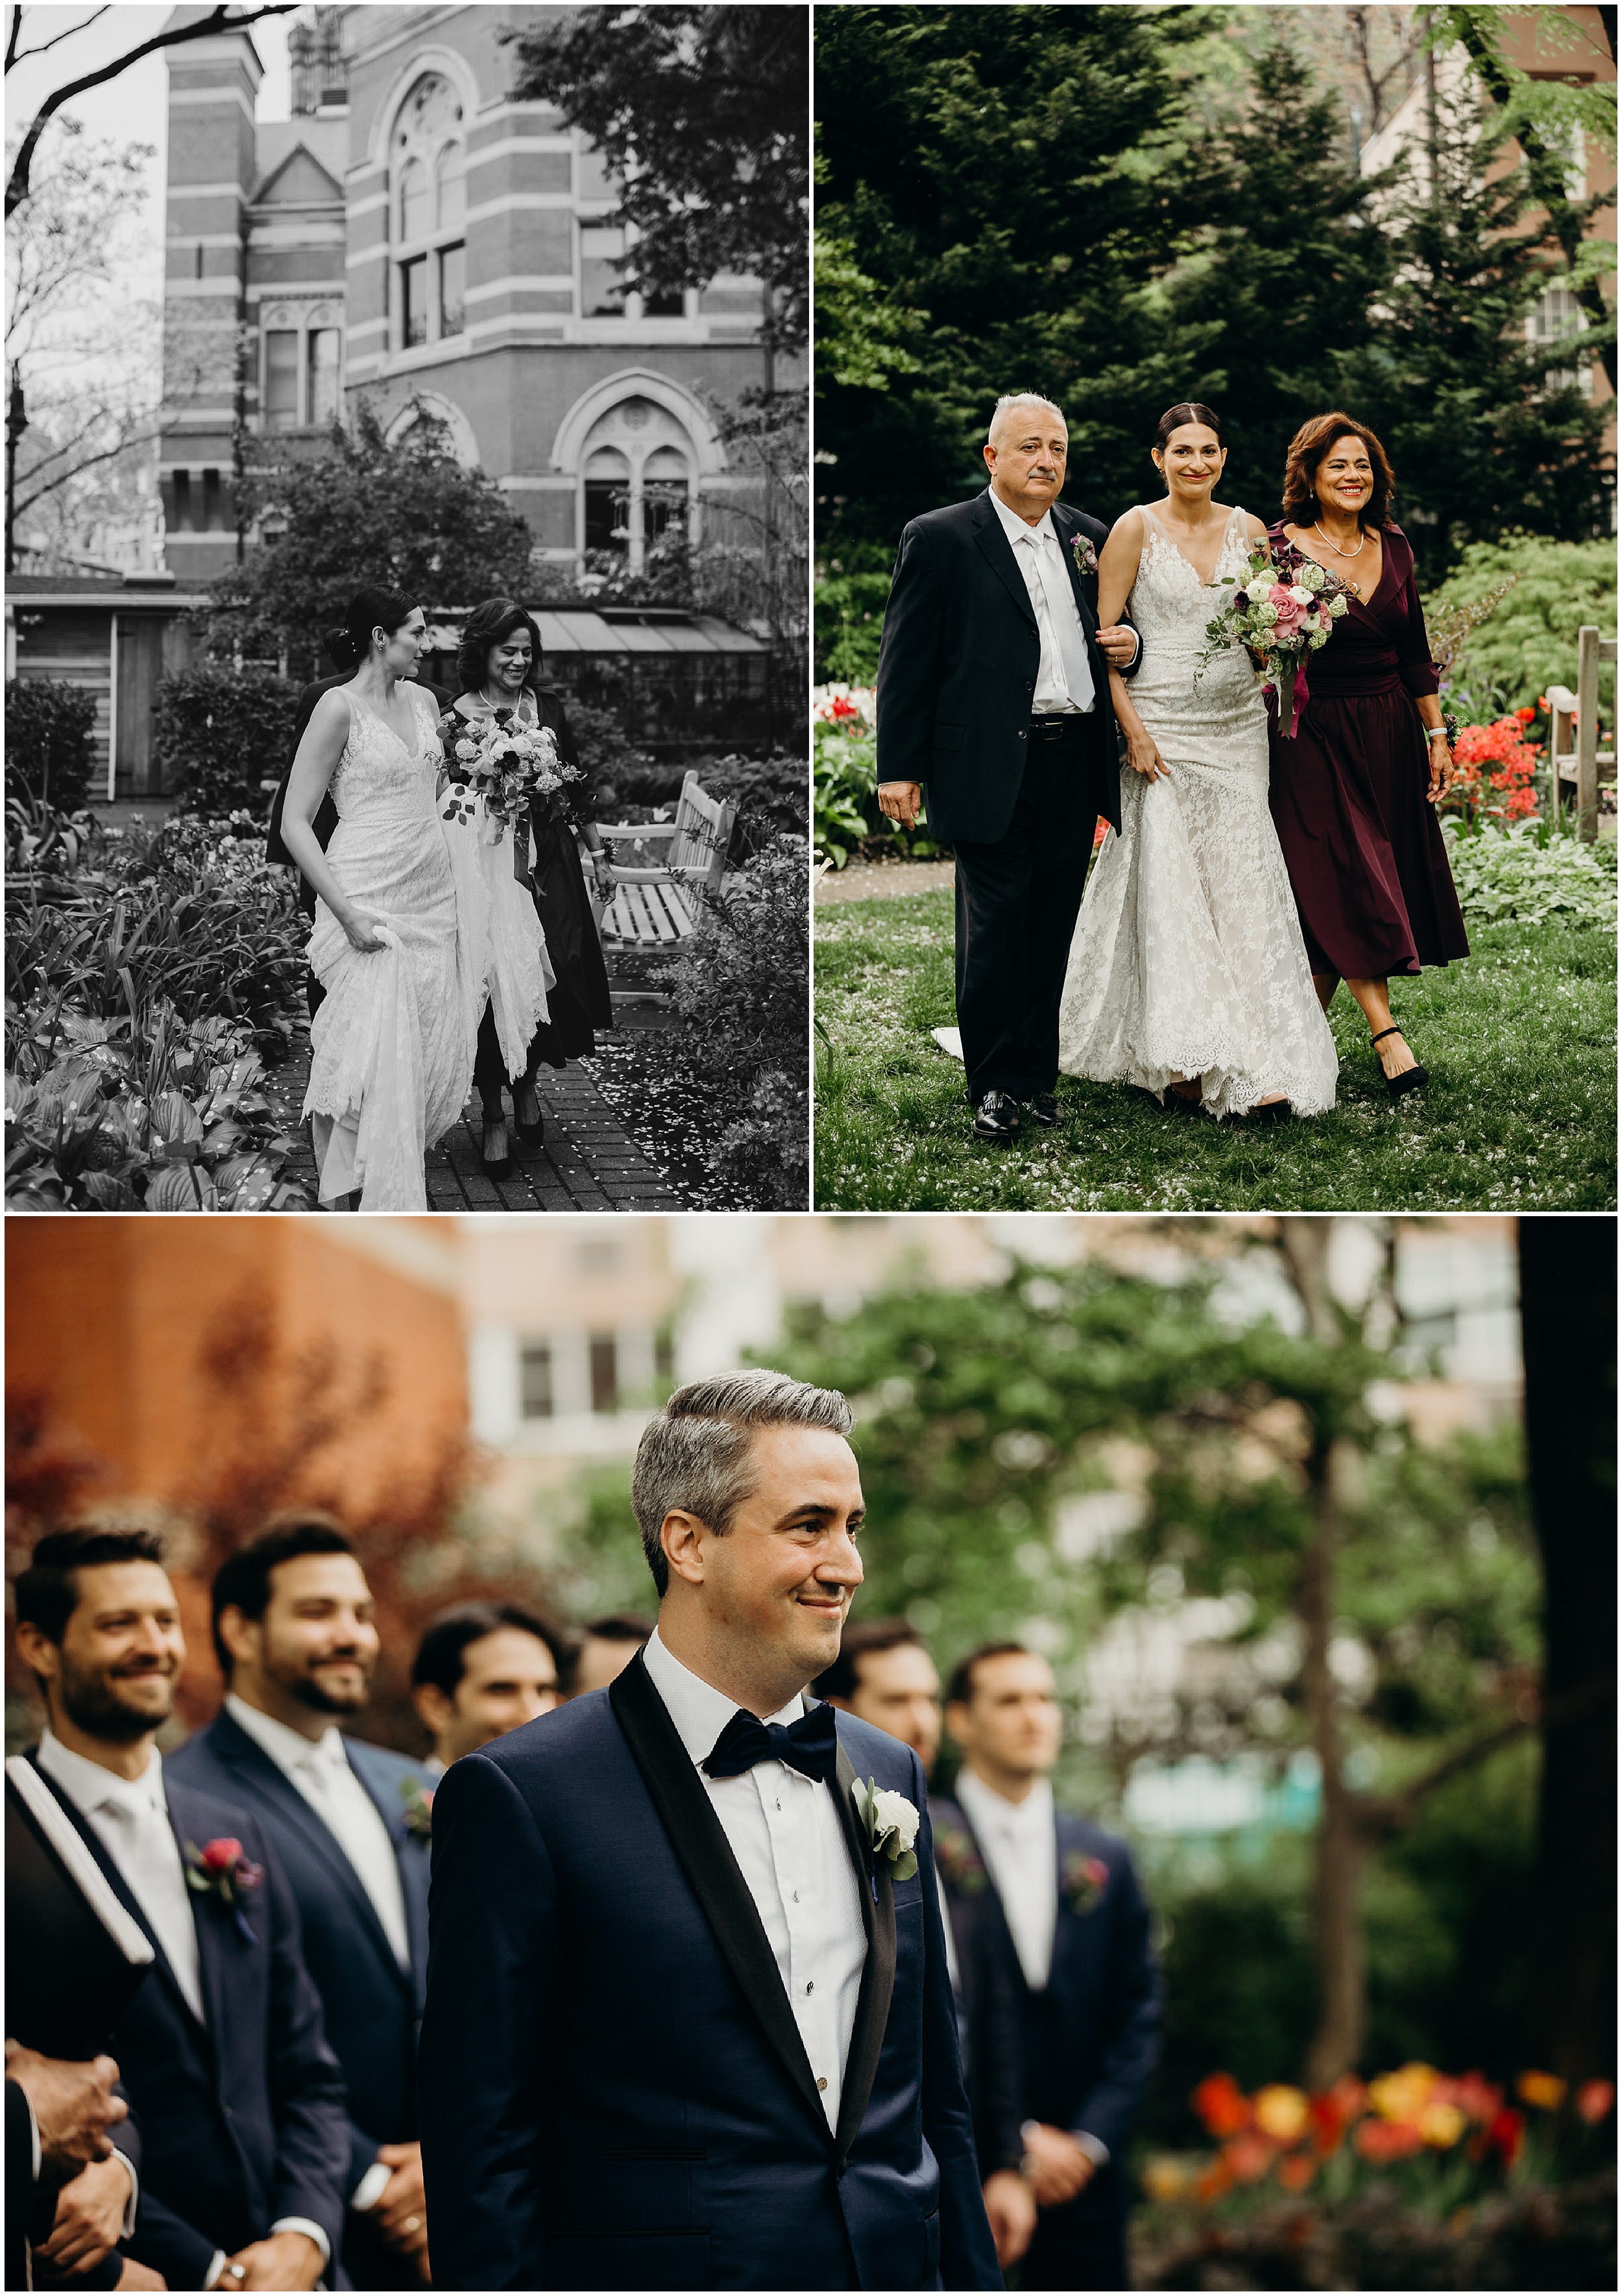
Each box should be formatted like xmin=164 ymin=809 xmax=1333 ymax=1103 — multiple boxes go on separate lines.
xmin=1371 ymin=1025 xmax=1428 ymax=1099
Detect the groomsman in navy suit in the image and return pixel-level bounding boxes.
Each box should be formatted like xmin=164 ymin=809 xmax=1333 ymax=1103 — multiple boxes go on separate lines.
xmin=13 ymin=1527 xmax=348 ymax=2291
xmin=420 ymin=1370 xmax=1002 ymax=2291
xmin=934 ymin=1643 xmax=1160 ymax=2291
xmin=169 ymin=1518 xmax=433 ymax=2288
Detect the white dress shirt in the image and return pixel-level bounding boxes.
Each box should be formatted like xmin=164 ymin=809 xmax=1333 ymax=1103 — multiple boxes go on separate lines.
xmin=642 ymin=1628 xmax=867 ymax=2131
xmin=956 ymin=1768 xmax=1057 ymax=1993
xmin=34 ymin=1731 xmax=330 ymax=2278
xmin=989 ymin=489 xmax=1096 ymax=715
xmin=225 ymin=1694 xmax=411 ymax=1970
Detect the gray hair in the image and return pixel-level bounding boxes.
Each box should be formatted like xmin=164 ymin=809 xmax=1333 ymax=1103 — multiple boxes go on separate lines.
xmin=631 ymin=1369 xmax=856 ymax=1597
xmin=988 ymin=391 xmax=1065 ymax=443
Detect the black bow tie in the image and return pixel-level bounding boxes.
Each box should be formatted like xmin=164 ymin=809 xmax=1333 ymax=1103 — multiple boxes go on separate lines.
xmin=703 ymin=1699 xmax=839 ymax=1787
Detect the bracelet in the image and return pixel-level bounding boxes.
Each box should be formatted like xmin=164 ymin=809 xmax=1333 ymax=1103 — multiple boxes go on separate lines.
xmin=1425 ymin=727 xmax=1449 ymax=742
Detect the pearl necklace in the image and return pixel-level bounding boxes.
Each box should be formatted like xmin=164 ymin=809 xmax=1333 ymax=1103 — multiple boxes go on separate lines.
xmin=1312 ymin=519 xmax=1366 ymax=559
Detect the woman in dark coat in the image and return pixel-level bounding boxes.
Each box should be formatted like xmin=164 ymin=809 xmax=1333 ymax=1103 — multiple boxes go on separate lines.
xmin=1267 ymin=413 xmax=1468 ymax=1098
xmin=454 ymin=598 xmax=615 ymax=1175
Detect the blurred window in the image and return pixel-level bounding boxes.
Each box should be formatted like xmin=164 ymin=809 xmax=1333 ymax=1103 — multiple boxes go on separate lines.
xmin=307 ymin=328 xmax=341 ymax=425
xmin=439 ymin=242 xmax=466 ymax=338
xmin=519 ymin=1342 xmax=554 ymax=1420
xmin=402 ymin=256 xmax=429 ymax=347
xmin=590 ymin=1336 xmax=618 ymax=1415
xmin=264 ymin=330 xmax=299 ymax=428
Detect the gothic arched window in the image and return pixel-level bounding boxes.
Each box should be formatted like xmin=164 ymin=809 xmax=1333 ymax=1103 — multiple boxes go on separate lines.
xmin=391 ymin=73 xmax=467 ymax=352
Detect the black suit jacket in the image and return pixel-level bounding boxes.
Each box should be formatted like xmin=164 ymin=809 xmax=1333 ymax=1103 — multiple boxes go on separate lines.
xmin=418 ymin=1654 xmax=1001 ymax=2290
xmin=875 ymin=490 xmax=1135 ymax=847
xmin=168 ymin=1709 xmax=431 ymax=2203
xmin=25 ymin=1754 xmax=348 ymax=2291
xmin=266 ymin=674 xmax=454 ymax=916
xmin=934 ymin=1819 xmax=1027 ymax=2180
xmin=931 ymin=1795 xmax=1159 ymax=2228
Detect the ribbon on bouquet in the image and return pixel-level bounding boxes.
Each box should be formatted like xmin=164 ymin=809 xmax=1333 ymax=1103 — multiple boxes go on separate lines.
xmin=1266 ymin=659 xmax=1313 ymax=742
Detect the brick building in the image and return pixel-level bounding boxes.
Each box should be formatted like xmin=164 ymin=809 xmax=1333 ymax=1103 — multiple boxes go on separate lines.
xmin=158 ymin=2 xmax=786 ymax=583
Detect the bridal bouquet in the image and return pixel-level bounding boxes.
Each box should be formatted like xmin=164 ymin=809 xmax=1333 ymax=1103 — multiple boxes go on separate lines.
xmin=439 ymin=708 xmax=585 ymax=836
xmin=1204 ymin=539 xmax=1350 ymax=739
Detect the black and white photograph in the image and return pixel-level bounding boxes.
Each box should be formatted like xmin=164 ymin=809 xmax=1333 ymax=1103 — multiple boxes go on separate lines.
xmin=6 ymin=1 xmax=809 ymax=1213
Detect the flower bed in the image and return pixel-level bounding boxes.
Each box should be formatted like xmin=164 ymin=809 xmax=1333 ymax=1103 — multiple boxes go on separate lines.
xmin=1135 ymin=2066 xmax=1616 ymax=2291
xmin=1438 ymin=711 xmax=1543 ymax=827
xmin=814 ymin=685 xmax=947 ymax=867
xmin=1441 ymin=818 xmax=1617 ymax=930
xmin=5 ymin=798 xmax=313 ymax=1211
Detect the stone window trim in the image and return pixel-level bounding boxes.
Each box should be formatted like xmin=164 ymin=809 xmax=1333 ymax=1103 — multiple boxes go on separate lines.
xmin=390 ymin=71 xmax=469 ymax=356
xmin=258 ymin=300 xmax=345 ymax=431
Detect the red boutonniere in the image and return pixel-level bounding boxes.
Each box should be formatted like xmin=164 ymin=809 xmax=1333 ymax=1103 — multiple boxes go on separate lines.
xmin=184 ymin=1837 xmax=264 ymax=1942
xmin=399 ymin=1777 xmax=435 ymax=1841
xmin=935 ymin=1826 xmax=990 ymax=1896
xmin=1062 ymin=1850 xmax=1110 ymax=1916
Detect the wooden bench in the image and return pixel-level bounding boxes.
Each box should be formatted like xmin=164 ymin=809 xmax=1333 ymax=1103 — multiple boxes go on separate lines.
xmin=595 ymin=770 xmax=738 ymax=1014
xmin=1545 ymin=627 xmax=1618 ymax=842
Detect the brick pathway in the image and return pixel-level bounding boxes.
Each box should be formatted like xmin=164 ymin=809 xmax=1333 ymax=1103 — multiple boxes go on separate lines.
xmin=265 ymin=1029 xmax=686 ymax=1212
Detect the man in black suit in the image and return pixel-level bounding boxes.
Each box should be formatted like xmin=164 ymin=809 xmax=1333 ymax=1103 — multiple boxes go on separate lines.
xmin=169 ymin=1519 xmax=436 ymax=2290
xmin=14 ymin=1526 xmax=348 ymax=2291
xmin=932 ymin=1643 xmax=1160 ymax=2291
xmin=816 ymin=1618 xmax=1035 ymax=2273
xmin=5 ymin=2046 xmax=152 ymax=2290
xmin=875 ymin=393 xmax=1141 ymax=1141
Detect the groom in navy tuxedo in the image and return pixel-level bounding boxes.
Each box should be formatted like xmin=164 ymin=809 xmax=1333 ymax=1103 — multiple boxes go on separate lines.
xmin=875 ymin=393 xmax=1141 ymax=1142
xmin=420 ymin=1369 xmax=1002 ymax=2291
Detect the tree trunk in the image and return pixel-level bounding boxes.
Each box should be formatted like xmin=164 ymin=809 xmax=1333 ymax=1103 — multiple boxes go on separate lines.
xmin=1300 ymin=1425 xmax=1369 ymax=2088
xmin=1519 ymin=1216 xmax=1617 ymax=2083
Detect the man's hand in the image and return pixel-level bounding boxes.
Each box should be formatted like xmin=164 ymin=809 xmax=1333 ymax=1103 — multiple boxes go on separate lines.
xmin=877 ymin=780 xmax=922 ymax=831
xmin=1023 ymin=2121 xmax=1097 ymax=2208
xmin=115 ymin=2264 xmax=166 ymax=2290
xmin=4 ymin=2045 xmax=125 ymax=2179
xmin=981 ymin=2168 xmax=1037 ymax=2269
xmin=37 ymin=2152 xmax=134 ymax=2275
xmin=374 ymin=2140 xmax=428 ymax=2260
xmin=219 ymin=2232 xmax=324 ymax=2291
xmin=1095 ymin=623 xmax=1137 ymax=668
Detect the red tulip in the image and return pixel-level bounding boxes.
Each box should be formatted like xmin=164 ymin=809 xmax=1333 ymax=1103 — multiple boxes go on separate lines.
xmin=1576 ymin=2081 xmax=1615 ymax=2125
xmin=1192 ymin=2072 xmax=1252 ymax=2138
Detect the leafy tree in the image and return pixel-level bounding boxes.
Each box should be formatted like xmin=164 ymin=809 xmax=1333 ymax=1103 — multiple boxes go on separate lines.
xmin=1423 ymin=533 xmax=1617 ymax=716
xmin=773 ymin=1218 xmax=1542 ymax=2084
xmin=201 ymin=404 xmax=533 ymax=678
xmin=153 ymin=666 xmax=301 ymax=816
xmin=1331 ymin=71 xmax=1613 ymax=583
xmin=503 ymin=5 xmax=808 ymax=370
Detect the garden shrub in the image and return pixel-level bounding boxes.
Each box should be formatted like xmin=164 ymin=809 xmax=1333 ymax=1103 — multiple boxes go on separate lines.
xmin=1425 ymin=535 xmax=1617 ymax=720
xmin=5 ymin=679 xmax=98 ymax=811
xmin=1440 ymin=819 xmax=1617 ymax=929
xmin=153 ymin=665 xmax=302 ymax=816
xmin=813 ymin=693 xmax=945 ymax=866
xmin=667 ymin=835 xmax=809 ymax=1208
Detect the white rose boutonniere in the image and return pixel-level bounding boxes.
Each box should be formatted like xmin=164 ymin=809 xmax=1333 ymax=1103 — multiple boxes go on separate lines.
xmin=852 ymin=1777 xmax=919 ymax=1883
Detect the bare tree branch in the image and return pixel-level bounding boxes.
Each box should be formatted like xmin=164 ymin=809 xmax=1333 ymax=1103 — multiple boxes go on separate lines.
xmin=7 ymin=7 xmax=112 ymax=72
xmin=5 ymin=3 xmax=296 ymax=217
xmin=1357 ymin=1674 xmax=1616 ymax=1835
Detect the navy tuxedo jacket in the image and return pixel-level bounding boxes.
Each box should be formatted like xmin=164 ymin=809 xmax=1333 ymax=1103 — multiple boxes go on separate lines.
xmin=875 ymin=491 xmax=1135 ymax=848
xmin=23 ymin=1753 xmax=348 ymax=2291
xmin=168 ymin=1709 xmax=431 ymax=2194
xmin=418 ymin=1652 xmax=1002 ymax=2291
xmin=930 ymin=1796 xmax=1159 ymax=2201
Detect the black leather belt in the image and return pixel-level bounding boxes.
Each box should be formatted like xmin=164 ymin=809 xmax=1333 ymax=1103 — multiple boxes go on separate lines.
xmin=1028 ymin=714 xmax=1088 ymax=743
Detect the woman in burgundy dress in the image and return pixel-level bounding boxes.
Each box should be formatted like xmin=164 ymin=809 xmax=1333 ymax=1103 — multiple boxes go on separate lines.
xmin=1267 ymin=413 xmax=1468 ymax=1098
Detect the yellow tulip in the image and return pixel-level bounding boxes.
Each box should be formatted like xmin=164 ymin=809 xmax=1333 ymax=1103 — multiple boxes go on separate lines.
xmin=1418 ymin=2102 xmax=1467 ymax=2148
xmin=1253 ymin=2085 xmax=1311 ymax=2143
xmin=1517 ymin=2071 xmax=1566 ymax=2111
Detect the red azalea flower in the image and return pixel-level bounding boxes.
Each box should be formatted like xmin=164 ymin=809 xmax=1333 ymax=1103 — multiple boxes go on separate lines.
xmin=1516 ymin=705 xmax=1537 ymax=724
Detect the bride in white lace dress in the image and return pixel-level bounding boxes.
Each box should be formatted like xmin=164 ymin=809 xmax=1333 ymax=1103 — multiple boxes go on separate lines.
xmin=280 ymin=588 xmax=551 ymax=1208
xmin=1058 ymin=406 xmax=1338 ymax=1119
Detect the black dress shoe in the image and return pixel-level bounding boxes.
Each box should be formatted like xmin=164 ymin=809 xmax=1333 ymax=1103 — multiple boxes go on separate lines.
xmin=972 ymin=1090 xmax=1022 ymax=1140
xmin=1242 ymin=1098 xmax=1294 ymax=1123
xmin=1024 ymin=1092 xmax=1060 ymax=1128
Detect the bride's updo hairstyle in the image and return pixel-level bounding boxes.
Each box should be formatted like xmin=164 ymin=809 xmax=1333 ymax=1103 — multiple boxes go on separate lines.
xmin=457 ymin=596 xmax=545 ymax=696
xmin=1281 ymin=412 xmax=1396 ymax=531
xmin=322 ymin=586 xmax=419 ymax=671
xmin=1154 ymin=402 xmax=1224 ymax=452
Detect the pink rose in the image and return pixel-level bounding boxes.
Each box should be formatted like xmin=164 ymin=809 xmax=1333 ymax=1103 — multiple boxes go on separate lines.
xmin=202 ymin=1838 xmax=242 ymax=1872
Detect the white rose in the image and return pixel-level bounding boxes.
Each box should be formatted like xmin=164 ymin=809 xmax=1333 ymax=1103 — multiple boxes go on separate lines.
xmin=870 ymin=1787 xmax=919 ymax=1852
xmin=1289 ymin=583 xmax=1312 ymax=605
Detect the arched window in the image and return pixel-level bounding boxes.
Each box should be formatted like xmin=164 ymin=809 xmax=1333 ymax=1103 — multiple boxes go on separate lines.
xmin=575 ymin=394 xmax=697 ymax=572
xmin=391 ymin=72 xmax=467 ymax=355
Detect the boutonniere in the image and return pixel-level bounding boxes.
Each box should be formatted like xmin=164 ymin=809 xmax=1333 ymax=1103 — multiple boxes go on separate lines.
xmin=851 ymin=1778 xmax=919 ymax=1888
xmin=934 ymin=1825 xmax=989 ymax=1896
xmin=399 ymin=1776 xmax=435 ymax=1841
xmin=1070 ymin=532 xmax=1099 ymax=579
xmin=184 ymin=1837 xmax=264 ymax=1942
xmin=1062 ymin=1850 xmax=1110 ymax=1916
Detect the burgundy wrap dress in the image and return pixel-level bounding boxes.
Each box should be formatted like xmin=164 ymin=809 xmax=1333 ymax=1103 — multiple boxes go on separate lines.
xmin=1266 ymin=521 xmax=1468 ymax=981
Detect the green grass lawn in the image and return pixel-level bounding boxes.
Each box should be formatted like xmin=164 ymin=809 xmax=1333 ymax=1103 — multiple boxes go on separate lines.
xmin=814 ymin=892 xmax=1616 ymax=1210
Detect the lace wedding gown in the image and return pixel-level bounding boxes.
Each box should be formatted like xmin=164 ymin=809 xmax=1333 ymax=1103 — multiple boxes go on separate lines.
xmin=302 ymin=683 xmax=550 ymax=1208
xmin=1058 ymin=504 xmax=1338 ymax=1117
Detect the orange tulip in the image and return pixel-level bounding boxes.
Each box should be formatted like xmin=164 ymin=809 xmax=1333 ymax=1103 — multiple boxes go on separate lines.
xmin=1277 ymin=2151 xmax=1316 ymax=2193
xmin=1355 ymin=2118 xmax=1426 ymax=2163
xmin=1192 ymin=2072 xmax=1252 ymax=2138
xmin=1516 ymin=2071 xmax=1566 ymax=2112
xmin=1224 ymin=2132 xmax=1277 ymax=2184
